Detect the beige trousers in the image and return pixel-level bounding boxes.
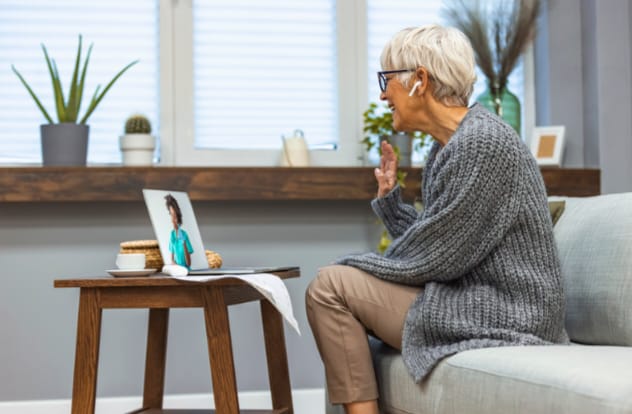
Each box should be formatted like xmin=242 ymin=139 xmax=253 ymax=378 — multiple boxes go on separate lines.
xmin=305 ymin=264 xmax=422 ymax=404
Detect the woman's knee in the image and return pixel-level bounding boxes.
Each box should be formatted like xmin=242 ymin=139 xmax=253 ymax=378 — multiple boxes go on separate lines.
xmin=306 ymin=265 xmax=340 ymax=299
xmin=305 ymin=264 xmax=348 ymax=308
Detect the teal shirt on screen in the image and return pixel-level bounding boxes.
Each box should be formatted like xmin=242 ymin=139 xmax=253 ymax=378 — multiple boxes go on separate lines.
xmin=169 ymin=227 xmax=194 ymax=268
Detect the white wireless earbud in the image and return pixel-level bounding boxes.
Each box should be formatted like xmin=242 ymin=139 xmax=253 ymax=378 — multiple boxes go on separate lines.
xmin=408 ymin=81 xmax=422 ymax=97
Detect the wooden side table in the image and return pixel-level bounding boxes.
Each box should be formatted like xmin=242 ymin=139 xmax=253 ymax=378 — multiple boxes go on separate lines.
xmin=54 ymin=269 xmax=299 ymax=414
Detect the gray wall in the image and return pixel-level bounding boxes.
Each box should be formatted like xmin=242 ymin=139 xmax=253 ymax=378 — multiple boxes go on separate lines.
xmin=537 ymin=0 xmax=632 ymax=193
xmin=0 ymin=200 xmax=376 ymax=400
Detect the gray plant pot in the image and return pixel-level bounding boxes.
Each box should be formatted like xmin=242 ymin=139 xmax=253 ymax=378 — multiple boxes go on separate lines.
xmin=381 ymin=133 xmax=413 ymax=167
xmin=40 ymin=123 xmax=89 ymax=166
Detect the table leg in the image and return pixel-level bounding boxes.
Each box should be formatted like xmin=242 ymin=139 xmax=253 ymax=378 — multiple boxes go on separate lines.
xmin=203 ymin=286 xmax=240 ymax=413
xmin=260 ymin=300 xmax=293 ymax=414
xmin=71 ymin=288 xmax=102 ymax=414
xmin=143 ymin=308 xmax=169 ymax=409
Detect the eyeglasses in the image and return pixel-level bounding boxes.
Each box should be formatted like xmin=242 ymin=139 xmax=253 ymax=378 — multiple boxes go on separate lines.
xmin=377 ymin=69 xmax=416 ymax=92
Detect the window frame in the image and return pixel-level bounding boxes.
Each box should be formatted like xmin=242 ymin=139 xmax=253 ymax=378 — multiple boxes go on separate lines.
xmin=0 ymin=0 xmax=161 ymax=165
xmin=161 ymin=0 xmax=535 ymax=166
xmin=166 ymin=0 xmax=365 ymax=166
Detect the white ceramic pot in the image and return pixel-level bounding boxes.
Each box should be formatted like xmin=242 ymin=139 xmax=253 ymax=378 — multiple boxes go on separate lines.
xmin=119 ymin=134 xmax=155 ymax=166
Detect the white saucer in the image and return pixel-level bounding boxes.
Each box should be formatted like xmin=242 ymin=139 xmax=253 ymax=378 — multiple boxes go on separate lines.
xmin=107 ymin=269 xmax=157 ymax=277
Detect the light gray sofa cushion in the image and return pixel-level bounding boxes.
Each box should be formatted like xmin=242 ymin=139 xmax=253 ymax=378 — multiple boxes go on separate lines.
xmin=552 ymin=193 xmax=632 ymax=345
xmin=370 ymin=339 xmax=632 ymax=414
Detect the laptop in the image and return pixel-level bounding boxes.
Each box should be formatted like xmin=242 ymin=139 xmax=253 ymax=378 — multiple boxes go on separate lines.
xmin=142 ymin=189 xmax=298 ymax=275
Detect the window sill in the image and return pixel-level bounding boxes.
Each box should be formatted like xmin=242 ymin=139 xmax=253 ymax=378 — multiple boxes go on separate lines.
xmin=0 ymin=166 xmax=600 ymax=202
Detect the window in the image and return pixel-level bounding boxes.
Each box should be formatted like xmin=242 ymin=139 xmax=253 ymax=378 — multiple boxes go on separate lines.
xmin=193 ymin=0 xmax=337 ymax=150
xmin=0 ymin=1 xmax=532 ymax=166
xmin=0 ymin=0 xmax=159 ymax=164
xmin=176 ymin=0 xmax=530 ymax=166
xmin=172 ymin=0 xmax=356 ymax=166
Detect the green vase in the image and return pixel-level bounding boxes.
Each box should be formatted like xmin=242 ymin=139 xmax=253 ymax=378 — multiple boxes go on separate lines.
xmin=476 ymin=84 xmax=521 ymax=134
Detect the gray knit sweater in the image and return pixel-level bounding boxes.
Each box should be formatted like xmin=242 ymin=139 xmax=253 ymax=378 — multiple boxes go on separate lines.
xmin=336 ymin=104 xmax=569 ymax=382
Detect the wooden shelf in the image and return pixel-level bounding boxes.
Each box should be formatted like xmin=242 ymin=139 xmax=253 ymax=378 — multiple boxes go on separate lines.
xmin=0 ymin=166 xmax=600 ymax=203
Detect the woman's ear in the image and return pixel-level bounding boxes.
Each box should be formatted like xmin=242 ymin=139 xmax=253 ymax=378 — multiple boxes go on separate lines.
xmin=414 ymin=67 xmax=429 ymax=93
xmin=408 ymin=68 xmax=428 ymax=97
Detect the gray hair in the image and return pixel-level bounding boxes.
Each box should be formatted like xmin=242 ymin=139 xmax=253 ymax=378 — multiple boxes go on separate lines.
xmin=380 ymin=24 xmax=476 ymax=107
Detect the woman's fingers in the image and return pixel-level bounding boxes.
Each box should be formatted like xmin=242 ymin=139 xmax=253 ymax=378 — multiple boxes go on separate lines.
xmin=380 ymin=141 xmax=388 ymax=170
xmin=381 ymin=140 xmax=393 ymax=158
xmin=375 ymin=165 xmax=396 ymax=198
xmin=381 ymin=140 xmax=397 ymax=170
xmin=374 ymin=167 xmax=383 ymax=182
xmin=375 ymin=140 xmax=399 ymax=197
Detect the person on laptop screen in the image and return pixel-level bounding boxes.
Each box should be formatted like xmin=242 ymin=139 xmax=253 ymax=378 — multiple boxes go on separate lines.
xmin=165 ymin=194 xmax=194 ymax=269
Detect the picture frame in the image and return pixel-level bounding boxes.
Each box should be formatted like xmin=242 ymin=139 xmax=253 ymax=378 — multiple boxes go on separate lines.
xmin=530 ymin=126 xmax=565 ymax=167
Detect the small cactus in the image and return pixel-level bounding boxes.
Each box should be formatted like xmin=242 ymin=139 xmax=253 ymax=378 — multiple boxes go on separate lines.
xmin=124 ymin=114 xmax=152 ymax=134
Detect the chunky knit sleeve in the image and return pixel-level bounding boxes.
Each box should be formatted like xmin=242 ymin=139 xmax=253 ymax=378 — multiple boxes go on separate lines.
xmin=336 ymin=125 xmax=525 ymax=286
xmin=371 ymin=185 xmax=418 ymax=239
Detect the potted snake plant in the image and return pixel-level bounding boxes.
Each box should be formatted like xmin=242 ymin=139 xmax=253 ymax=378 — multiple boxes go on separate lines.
xmin=11 ymin=35 xmax=137 ymax=166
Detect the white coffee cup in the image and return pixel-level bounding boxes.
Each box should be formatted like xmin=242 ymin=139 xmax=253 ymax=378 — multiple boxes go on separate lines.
xmin=116 ymin=253 xmax=146 ymax=270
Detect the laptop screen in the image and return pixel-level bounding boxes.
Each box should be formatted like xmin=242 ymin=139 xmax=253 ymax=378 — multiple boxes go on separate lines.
xmin=142 ymin=189 xmax=209 ymax=270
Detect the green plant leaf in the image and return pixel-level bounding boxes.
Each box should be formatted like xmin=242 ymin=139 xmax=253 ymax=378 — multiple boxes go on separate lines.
xmin=14 ymin=35 xmax=137 ymax=127
xmin=11 ymin=65 xmax=54 ymax=123
xmin=66 ymin=35 xmax=83 ymax=123
xmin=79 ymin=59 xmax=138 ymax=124
xmin=361 ymin=136 xmax=375 ymax=152
xmin=42 ymin=46 xmax=67 ymax=122
xmin=396 ymin=170 xmax=408 ymax=188
xmin=377 ymin=228 xmax=391 ymax=254
xmin=76 ymin=43 xmax=93 ymax=123
xmin=84 ymin=85 xmax=101 ymax=120
xmin=51 ymin=60 xmax=70 ymax=122
xmin=363 ymin=101 xmax=392 ymax=143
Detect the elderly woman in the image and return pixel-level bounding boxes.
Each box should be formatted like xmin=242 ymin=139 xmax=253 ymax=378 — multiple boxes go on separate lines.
xmin=305 ymin=24 xmax=568 ymax=414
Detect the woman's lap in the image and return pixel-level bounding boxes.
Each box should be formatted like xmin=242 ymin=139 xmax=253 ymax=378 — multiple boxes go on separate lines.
xmin=305 ymin=264 xmax=422 ymax=403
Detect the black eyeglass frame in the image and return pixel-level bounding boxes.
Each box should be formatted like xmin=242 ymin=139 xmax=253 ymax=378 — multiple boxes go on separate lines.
xmin=377 ymin=69 xmax=416 ymax=92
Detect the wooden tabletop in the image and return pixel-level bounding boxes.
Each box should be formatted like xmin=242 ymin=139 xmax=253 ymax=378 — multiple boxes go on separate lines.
xmin=54 ymin=269 xmax=300 ymax=288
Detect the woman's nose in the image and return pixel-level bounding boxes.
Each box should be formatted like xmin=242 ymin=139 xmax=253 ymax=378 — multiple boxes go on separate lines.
xmin=379 ymin=91 xmax=387 ymax=101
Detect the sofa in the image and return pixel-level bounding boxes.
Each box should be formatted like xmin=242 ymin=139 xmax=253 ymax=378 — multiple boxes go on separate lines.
xmin=327 ymin=193 xmax=632 ymax=414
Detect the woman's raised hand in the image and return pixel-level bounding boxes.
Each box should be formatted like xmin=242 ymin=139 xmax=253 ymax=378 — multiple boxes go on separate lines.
xmin=374 ymin=140 xmax=398 ymax=198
